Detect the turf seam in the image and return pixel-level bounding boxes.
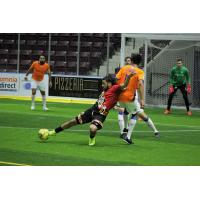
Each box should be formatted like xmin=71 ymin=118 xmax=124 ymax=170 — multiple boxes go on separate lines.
xmin=0 ymin=125 xmax=200 ymax=133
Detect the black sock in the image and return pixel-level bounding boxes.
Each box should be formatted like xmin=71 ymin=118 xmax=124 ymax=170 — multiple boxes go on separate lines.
xmin=55 ymin=126 xmax=64 ymax=133
xmin=143 ymin=116 xmax=149 ymax=122
xmin=123 ymin=128 xmax=128 ymax=133
xmin=90 ymin=132 xmax=96 ymax=139
xmin=90 ymin=134 xmax=95 ymax=139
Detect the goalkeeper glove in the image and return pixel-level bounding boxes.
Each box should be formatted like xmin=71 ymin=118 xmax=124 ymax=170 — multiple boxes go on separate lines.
xmin=169 ymin=85 xmax=174 ymax=94
xmin=187 ymin=84 xmax=191 ymax=94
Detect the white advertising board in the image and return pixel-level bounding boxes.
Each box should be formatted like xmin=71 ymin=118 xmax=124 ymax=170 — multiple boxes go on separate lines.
xmin=19 ymin=74 xmax=49 ymax=96
xmin=0 ymin=73 xmax=49 ymax=97
xmin=0 ymin=73 xmax=19 ymax=95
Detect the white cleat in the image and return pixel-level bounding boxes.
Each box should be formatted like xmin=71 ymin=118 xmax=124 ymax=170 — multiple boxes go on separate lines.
xmin=31 ymin=105 xmax=35 ymax=110
xmin=43 ymin=106 xmax=49 ymax=111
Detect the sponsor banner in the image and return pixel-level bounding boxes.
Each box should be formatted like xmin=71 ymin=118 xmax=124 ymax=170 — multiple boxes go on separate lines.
xmin=0 ymin=73 xmax=102 ymax=99
xmin=0 ymin=73 xmax=49 ymax=97
xmin=49 ymin=75 xmax=102 ymax=99
xmin=0 ymin=73 xmax=19 ymax=95
xmin=19 ymin=74 xmax=49 ymax=96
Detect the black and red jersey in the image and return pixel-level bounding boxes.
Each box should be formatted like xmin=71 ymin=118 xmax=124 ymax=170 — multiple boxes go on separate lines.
xmin=96 ymin=84 xmax=121 ymax=111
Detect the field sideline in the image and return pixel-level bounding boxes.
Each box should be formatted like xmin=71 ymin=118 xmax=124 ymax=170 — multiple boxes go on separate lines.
xmin=0 ymin=98 xmax=200 ymax=166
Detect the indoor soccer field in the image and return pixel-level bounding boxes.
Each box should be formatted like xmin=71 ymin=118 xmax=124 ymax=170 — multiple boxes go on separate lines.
xmin=0 ymin=98 xmax=200 ymax=166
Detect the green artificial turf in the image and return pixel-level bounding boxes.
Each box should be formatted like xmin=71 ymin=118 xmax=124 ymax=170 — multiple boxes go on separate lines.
xmin=0 ymin=98 xmax=200 ymax=166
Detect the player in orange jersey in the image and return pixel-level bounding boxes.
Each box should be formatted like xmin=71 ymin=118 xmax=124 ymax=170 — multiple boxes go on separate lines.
xmin=114 ymin=56 xmax=145 ymax=138
xmin=24 ymin=55 xmax=52 ymax=111
xmin=116 ymin=54 xmax=160 ymax=144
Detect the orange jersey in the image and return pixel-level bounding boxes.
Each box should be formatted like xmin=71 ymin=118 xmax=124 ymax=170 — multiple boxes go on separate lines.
xmin=116 ymin=65 xmax=144 ymax=102
xmin=30 ymin=61 xmax=49 ymax=81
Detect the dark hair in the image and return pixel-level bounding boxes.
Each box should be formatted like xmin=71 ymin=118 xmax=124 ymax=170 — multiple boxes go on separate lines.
xmin=177 ymin=58 xmax=183 ymax=62
xmin=103 ymin=74 xmax=116 ymax=85
xmin=131 ymin=54 xmax=142 ymax=65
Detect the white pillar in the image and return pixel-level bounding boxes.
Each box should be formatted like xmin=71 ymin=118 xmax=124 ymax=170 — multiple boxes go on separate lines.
xmin=120 ymin=33 xmax=125 ymax=67
xmin=144 ymin=39 xmax=148 ymax=105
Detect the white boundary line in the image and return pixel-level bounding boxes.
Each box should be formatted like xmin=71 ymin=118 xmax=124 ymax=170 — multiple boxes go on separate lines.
xmin=155 ymin=123 xmax=200 ymax=129
xmin=0 ymin=161 xmax=31 ymax=166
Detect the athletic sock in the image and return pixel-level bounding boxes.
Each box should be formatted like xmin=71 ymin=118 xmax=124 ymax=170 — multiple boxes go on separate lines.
xmin=90 ymin=133 xmax=96 ymax=139
xmin=145 ymin=117 xmax=158 ymax=133
xmin=31 ymin=95 xmax=35 ymax=106
xmin=42 ymin=95 xmax=46 ymax=107
xmin=55 ymin=126 xmax=64 ymax=133
xmin=123 ymin=114 xmax=128 ymax=129
xmin=118 ymin=113 xmax=124 ymax=135
xmin=127 ymin=116 xmax=137 ymax=139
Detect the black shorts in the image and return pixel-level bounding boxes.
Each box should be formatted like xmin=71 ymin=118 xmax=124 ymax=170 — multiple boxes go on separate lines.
xmin=75 ymin=105 xmax=107 ymax=130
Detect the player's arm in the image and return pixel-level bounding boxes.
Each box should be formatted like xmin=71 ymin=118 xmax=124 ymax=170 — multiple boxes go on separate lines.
xmin=137 ymin=70 xmax=145 ymax=108
xmin=138 ymin=79 xmax=144 ymax=108
xmin=119 ymin=72 xmax=135 ymax=90
xmin=47 ymin=67 xmax=52 ymax=88
xmin=24 ymin=65 xmax=33 ymax=80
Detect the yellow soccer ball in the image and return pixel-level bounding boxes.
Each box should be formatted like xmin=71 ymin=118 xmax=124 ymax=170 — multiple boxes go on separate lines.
xmin=38 ymin=129 xmax=49 ymax=141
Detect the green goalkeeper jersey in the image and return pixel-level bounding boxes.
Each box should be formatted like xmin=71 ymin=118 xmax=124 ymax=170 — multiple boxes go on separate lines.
xmin=170 ymin=65 xmax=190 ymax=87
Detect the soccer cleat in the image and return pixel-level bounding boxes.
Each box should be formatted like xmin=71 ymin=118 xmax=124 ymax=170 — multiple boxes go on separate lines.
xmin=187 ymin=111 xmax=192 ymax=116
xmin=120 ymin=132 xmax=127 ymax=139
xmin=164 ymin=109 xmax=171 ymax=114
xmin=31 ymin=105 xmax=35 ymax=110
xmin=120 ymin=128 xmax=128 ymax=138
xmin=43 ymin=106 xmax=49 ymax=111
xmin=89 ymin=137 xmax=96 ymax=146
xmin=48 ymin=130 xmax=56 ymax=136
xmin=122 ymin=134 xmax=133 ymax=144
xmin=154 ymin=131 xmax=160 ymax=138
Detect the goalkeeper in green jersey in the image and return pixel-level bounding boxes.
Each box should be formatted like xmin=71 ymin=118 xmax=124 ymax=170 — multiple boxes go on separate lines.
xmin=164 ymin=58 xmax=192 ymax=116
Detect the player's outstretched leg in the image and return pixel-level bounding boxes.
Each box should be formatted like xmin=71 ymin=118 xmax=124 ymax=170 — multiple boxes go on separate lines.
xmin=138 ymin=112 xmax=160 ymax=138
xmin=38 ymin=119 xmax=78 ymax=141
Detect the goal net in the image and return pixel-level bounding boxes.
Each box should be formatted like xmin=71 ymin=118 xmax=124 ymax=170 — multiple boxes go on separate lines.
xmin=120 ymin=34 xmax=200 ymax=109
